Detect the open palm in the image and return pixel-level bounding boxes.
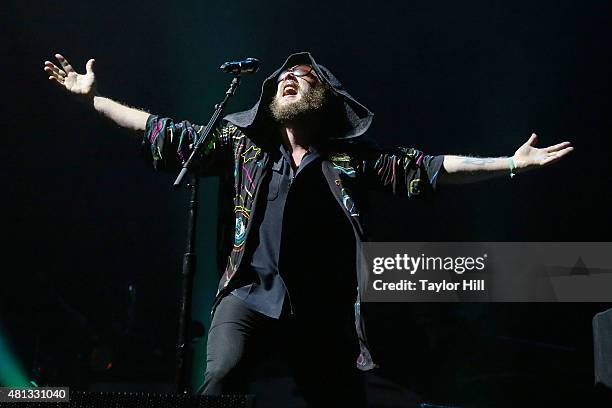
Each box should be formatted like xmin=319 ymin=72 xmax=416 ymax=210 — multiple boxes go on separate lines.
xmin=514 ymin=133 xmax=573 ymax=170
xmin=44 ymin=53 xmax=96 ymax=99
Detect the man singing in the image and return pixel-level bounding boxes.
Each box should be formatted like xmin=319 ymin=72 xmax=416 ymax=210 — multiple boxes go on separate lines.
xmin=44 ymin=51 xmax=572 ymax=406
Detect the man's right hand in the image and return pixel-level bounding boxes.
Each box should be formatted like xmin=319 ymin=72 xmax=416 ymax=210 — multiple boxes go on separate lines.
xmin=42 ymin=53 xmax=149 ymax=132
xmin=44 ymin=54 xmax=96 ymax=102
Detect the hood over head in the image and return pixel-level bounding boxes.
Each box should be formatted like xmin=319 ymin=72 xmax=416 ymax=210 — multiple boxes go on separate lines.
xmin=223 ymin=52 xmax=374 ymax=142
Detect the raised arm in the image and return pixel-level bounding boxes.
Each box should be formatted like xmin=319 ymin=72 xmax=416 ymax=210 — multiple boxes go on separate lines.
xmin=439 ymin=133 xmax=573 ymax=184
xmin=43 ymin=53 xmax=149 ymax=133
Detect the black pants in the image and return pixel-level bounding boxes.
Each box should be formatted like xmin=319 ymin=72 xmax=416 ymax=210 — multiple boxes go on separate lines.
xmin=198 ymin=294 xmax=366 ymax=407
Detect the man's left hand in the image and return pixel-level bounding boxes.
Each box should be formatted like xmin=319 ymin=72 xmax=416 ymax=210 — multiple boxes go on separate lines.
xmin=513 ymin=133 xmax=574 ymax=171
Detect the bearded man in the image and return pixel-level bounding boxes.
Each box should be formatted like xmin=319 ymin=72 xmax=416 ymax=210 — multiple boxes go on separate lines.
xmin=43 ymin=51 xmax=573 ymax=406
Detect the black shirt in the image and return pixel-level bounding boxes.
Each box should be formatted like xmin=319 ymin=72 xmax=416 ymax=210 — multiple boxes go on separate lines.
xmin=231 ymin=144 xmax=323 ymax=318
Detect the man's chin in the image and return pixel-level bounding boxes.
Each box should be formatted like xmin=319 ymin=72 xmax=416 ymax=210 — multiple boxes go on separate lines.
xmin=270 ymin=90 xmax=324 ymax=123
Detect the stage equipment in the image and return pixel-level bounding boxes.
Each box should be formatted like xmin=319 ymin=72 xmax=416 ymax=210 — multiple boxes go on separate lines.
xmin=219 ymin=58 xmax=260 ymax=74
xmin=172 ymin=58 xmax=258 ymax=393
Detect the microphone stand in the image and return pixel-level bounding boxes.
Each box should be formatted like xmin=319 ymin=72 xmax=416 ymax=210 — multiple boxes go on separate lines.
xmin=173 ymin=75 xmax=241 ymax=394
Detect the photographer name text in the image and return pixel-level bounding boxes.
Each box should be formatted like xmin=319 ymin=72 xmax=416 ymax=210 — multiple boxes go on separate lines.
xmin=372 ymin=279 xmax=485 ymax=292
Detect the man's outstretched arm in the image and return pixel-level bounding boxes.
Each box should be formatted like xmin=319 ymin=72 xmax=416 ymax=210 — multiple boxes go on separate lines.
xmin=43 ymin=53 xmax=149 ymax=132
xmin=439 ymin=133 xmax=574 ymax=184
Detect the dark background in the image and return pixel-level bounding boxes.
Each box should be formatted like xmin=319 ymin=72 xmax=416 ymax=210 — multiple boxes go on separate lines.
xmin=2 ymin=0 xmax=611 ymax=406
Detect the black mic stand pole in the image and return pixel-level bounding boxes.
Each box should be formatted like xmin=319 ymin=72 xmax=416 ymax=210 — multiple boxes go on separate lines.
xmin=173 ymin=75 xmax=241 ymax=394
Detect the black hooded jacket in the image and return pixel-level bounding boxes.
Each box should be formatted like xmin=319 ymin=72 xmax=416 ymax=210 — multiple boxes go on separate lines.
xmin=143 ymin=52 xmax=444 ymax=370
xmin=224 ymin=51 xmax=374 ymax=141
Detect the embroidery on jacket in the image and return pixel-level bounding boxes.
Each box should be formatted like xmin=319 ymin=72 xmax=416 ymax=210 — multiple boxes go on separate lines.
xmin=330 ymin=154 xmax=356 ymax=176
xmin=233 ymin=194 xmax=250 ymax=250
xmin=241 ymin=146 xmax=261 ymax=163
xmin=341 ymin=188 xmax=359 ymax=217
xmin=372 ymin=147 xmax=425 ymax=196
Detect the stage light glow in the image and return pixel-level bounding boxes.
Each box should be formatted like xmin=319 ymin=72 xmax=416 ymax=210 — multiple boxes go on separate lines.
xmin=0 ymin=326 xmax=31 ymax=387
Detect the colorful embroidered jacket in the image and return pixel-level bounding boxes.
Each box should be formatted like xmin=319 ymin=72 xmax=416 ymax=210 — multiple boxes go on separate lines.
xmin=143 ymin=114 xmax=444 ymax=371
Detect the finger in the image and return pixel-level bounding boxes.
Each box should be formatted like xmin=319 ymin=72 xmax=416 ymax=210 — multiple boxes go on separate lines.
xmin=85 ymin=58 xmax=95 ymax=75
xmin=544 ymin=141 xmax=571 ymax=153
xmin=45 ymin=67 xmax=66 ymax=83
xmin=53 ymin=65 xmax=66 ymax=77
xmin=44 ymin=61 xmax=66 ymax=76
xmin=44 ymin=64 xmax=66 ymax=77
xmin=554 ymin=146 xmax=574 ymax=157
xmin=545 ymin=146 xmax=574 ymax=159
xmin=44 ymin=68 xmax=64 ymax=83
xmin=48 ymin=75 xmax=64 ymax=85
xmin=55 ymin=53 xmax=75 ymax=73
xmin=44 ymin=60 xmax=59 ymax=70
xmin=44 ymin=66 xmax=57 ymax=78
xmin=526 ymin=133 xmax=538 ymax=146
xmin=541 ymin=146 xmax=574 ymax=165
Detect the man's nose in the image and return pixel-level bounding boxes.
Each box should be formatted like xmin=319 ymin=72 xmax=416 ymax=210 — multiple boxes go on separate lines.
xmin=279 ymin=71 xmax=298 ymax=82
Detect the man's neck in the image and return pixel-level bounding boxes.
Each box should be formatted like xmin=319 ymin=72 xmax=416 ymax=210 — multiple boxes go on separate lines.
xmin=280 ymin=126 xmax=312 ymax=169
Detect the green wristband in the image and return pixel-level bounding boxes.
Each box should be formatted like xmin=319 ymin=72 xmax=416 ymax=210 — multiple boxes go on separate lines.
xmin=508 ymin=157 xmax=516 ymax=178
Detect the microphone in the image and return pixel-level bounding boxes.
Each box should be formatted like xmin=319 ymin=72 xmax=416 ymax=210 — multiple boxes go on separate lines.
xmin=219 ymin=58 xmax=260 ymax=74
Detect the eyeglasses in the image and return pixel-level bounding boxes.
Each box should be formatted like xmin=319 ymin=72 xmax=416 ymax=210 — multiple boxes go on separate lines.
xmin=277 ymin=64 xmax=318 ymax=82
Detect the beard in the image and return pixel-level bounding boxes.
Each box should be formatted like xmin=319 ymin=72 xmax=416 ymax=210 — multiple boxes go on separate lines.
xmin=269 ymin=84 xmax=332 ymax=125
